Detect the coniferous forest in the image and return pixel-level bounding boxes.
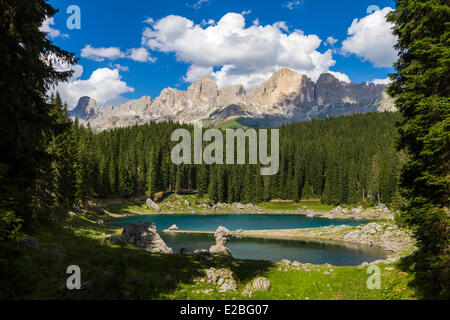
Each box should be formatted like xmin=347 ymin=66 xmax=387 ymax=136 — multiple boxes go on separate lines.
xmin=49 ymin=92 xmax=403 ymax=214
xmin=0 ymin=0 xmax=448 ymax=301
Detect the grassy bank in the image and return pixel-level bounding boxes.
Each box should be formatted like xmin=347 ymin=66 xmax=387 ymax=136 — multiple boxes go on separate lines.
xmin=257 ymin=200 xmax=334 ymax=212
xmin=100 ymin=195 xmax=377 ymax=218
xmin=1 ymin=213 xmax=418 ymax=300
xmin=100 ymin=196 xmax=324 ymax=216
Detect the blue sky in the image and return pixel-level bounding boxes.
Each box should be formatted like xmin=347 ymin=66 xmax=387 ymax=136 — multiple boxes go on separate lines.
xmin=45 ymin=0 xmax=397 ymax=108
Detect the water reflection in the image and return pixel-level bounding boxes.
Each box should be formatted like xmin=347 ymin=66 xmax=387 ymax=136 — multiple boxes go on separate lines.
xmin=160 ymin=232 xmax=387 ymax=266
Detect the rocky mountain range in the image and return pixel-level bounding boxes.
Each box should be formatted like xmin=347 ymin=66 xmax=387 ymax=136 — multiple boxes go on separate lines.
xmin=69 ymin=68 xmax=395 ymax=130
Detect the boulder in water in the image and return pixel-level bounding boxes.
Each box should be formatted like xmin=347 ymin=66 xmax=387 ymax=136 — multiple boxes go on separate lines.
xmin=163 ymin=224 xmax=179 ymax=232
xmin=209 ymin=226 xmax=232 ymax=256
xmin=209 ymin=244 xmax=232 ymax=256
xmin=214 ymin=226 xmax=232 ymax=246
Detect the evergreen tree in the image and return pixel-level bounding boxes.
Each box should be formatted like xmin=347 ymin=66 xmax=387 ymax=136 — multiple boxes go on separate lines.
xmin=0 ymin=0 xmax=76 ymax=232
xmin=208 ymin=166 xmax=218 ymax=203
xmin=197 ymin=165 xmax=209 ymax=196
xmin=387 ymin=0 xmax=449 ymax=299
xmin=59 ymin=112 xmax=404 ymax=212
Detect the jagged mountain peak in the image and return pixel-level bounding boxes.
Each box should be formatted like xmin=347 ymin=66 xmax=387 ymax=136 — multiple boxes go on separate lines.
xmin=194 ymin=75 xmax=216 ymax=84
xmin=187 ymin=75 xmax=218 ymax=104
xmin=247 ymin=68 xmax=315 ymax=114
xmin=69 ymin=69 xmax=394 ymax=131
xmin=317 ymin=72 xmax=341 ymax=84
xmin=69 ymin=96 xmax=100 ymax=121
xmin=271 ymin=68 xmax=307 ymax=79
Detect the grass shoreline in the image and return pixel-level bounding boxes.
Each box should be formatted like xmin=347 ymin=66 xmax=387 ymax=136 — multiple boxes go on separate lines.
xmin=41 ymin=215 xmax=420 ymax=299
xmin=2 ymin=205 xmax=418 ymax=300
xmin=99 ymin=194 xmax=394 ymax=222
xmin=98 ymin=196 xmax=404 ymax=257
xmin=3 ymin=197 xmax=415 ymax=300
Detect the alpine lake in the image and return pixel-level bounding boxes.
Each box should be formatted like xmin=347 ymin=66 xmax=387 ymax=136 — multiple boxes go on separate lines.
xmin=111 ymin=214 xmax=387 ymax=266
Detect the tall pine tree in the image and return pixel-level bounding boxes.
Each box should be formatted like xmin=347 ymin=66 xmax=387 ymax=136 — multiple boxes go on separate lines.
xmin=387 ymin=0 xmax=449 ymax=299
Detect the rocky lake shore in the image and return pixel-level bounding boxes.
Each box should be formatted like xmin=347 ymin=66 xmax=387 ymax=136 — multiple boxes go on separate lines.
xmin=10 ymin=196 xmax=418 ymax=300
xmin=91 ymin=194 xmax=396 ymax=220
xmin=69 ymin=196 xmax=415 ymax=267
xmin=236 ymin=222 xmax=415 ymax=264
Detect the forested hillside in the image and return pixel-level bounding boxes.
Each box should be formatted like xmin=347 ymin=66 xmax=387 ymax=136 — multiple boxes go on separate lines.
xmin=59 ymin=102 xmax=403 ymax=208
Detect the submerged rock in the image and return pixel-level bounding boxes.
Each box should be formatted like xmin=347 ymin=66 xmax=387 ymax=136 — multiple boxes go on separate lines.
xmin=121 ymin=221 xmax=172 ymax=254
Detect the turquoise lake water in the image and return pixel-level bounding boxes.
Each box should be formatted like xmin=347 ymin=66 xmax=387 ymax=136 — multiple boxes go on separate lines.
xmin=160 ymin=232 xmax=386 ymax=266
xmin=111 ymin=214 xmax=386 ymax=265
xmin=111 ymin=214 xmax=368 ymax=231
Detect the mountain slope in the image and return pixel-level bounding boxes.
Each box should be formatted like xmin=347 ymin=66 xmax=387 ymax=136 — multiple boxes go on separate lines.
xmin=69 ymin=68 xmax=394 ymax=130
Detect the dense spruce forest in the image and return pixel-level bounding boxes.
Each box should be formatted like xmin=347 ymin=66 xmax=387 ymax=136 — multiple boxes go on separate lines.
xmin=2 ymin=0 xmax=447 ymax=300
xmin=48 ymin=92 xmax=404 ymax=213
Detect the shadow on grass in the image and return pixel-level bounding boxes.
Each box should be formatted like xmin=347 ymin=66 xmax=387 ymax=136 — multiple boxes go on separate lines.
xmin=1 ymin=221 xmax=274 ymax=300
xmin=102 ymin=201 xmax=150 ymax=217
xmin=156 ymin=191 xmax=176 ymax=203
xmin=397 ymin=251 xmax=449 ymax=300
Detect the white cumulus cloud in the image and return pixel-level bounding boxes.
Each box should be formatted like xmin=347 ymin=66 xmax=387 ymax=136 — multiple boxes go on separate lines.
xmin=371 ymin=77 xmax=391 ymax=85
xmin=328 ymin=71 xmax=351 ymax=83
xmin=111 ymin=64 xmax=130 ymax=72
xmin=128 ymin=47 xmax=157 ymax=62
xmin=283 ymin=1 xmax=303 ymax=10
xmin=201 ymin=19 xmax=216 ymax=26
xmin=144 ymin=17 xmax=155 ymax=24
xmin=141 ymin=12 xmax=347 ymax=89
xmin=53 ymin=66 xmax=134 ymax=108
xmin=40 ymin=17 xmax=68 ymax=39
xmin=187 ymin=0 xmax=211 ymax=10
xmin=341 ymin=7 xmax=397 ymax=68
xmin=183 ymin=65 xmax=214 ymax=83
xmin=81 ymin=45 xmax=125 ymax=61
xmin=81 ymin=45 xmax=156 ymax=63
xmin=325 ymin=36 xmax=338 ymax=46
